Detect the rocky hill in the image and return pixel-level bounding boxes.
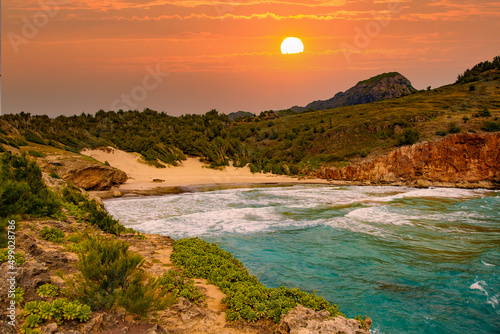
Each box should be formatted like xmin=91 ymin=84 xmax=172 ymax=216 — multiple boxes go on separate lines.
xmin=291 ymin=72 xmax=417 ymax=112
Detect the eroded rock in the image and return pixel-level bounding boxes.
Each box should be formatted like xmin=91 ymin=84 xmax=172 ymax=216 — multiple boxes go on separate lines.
xmin=276 ymin=305 xmax=371 ymax=334
xmin=317 ymin=133 xmax=500 ymax=188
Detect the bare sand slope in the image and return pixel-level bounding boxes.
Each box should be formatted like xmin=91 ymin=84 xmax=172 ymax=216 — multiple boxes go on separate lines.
xmin=81 ymin=147 xmax=327 ymax=190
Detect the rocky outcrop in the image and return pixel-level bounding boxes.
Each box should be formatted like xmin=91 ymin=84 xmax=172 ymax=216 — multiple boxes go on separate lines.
xmin=316 ymin=133 xmax=500 ymax=188
xmin=276 ymin=305 xmax=371 ymax=334
xmin=291 ymin=72 xmax=416 ymax=112
xmin=61 ymin=165 xmax=127 ymax=191
xmin=39 ymin=155 xmax=127 ymax=190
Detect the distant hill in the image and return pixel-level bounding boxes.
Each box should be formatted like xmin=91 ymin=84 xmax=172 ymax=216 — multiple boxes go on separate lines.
xmin=227 ymin=111 xmax=255 ymax=121
xmin=291 ymin=72 xmax=417 ymax=112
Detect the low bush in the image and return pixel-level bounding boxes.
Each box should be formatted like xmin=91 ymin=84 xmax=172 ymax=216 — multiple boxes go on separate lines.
xmin=0 ymin=152 xmax=61 ymax=219
xmin=40 ymin=227 xmax=65 ymax=243
xmin=68 ymin=234 xmax=171 ymax=317
xmin=398 ymin=128 xmax=420 ymax=146
xmin=482 ymin=121 xmax=500 ymax=132
xmin=28 ymin=150 xmax=46 ymax=158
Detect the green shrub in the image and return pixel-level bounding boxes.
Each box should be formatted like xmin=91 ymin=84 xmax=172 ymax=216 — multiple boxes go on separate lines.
xmin=68 ymin=234 xmax=144 ymax=310
xmin=40 ymin=227 xmax=65 ymax=243
xmin=0 ymin=152 xmax=61 ymax=218
xmin=13 ymin=287 xmax=25 ymax=304
xmin=24 ymin=314 xmax=42 ymax=328
xmin=23 ymin=130 xmax=46 ymax=145
xmin=61 ymin=184 xmax=128 ymax=235
xmin=435 ymin=130 xmax=447 ymax=136
xmin=49 ymin=170 xmax=60 ymax=179
xmin=118 ymin=275 xmax=173 ymax=317
xmin=448 ymin=122 xmax=461 ymax=134
xmin=37 ymin=283 xmax=59 ymax=298
xmin=157 ymin=270 xmax=205 ymax=304
xmin=248 ymin=163 xmax=260 ymax=173
xmin=0 ymin=249 xmax=25 ymax=265
xmin=28 ymin=150 xmax=46 ymax=158
xmin=478 ymin=108 xmax=491 ymax=117
xmin=482 ymin=121 xmax=500 ymax=132
xmin=398 ymin=128 xmax=420 ymax=146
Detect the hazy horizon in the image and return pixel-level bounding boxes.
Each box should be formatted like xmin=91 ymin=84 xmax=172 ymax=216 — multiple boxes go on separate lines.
xmin=1 ymin=0 xmax=499 ymax=117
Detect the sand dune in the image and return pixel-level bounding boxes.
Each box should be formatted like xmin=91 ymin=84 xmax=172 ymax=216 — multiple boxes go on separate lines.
xmin=81 ymin=147 xmax=327 ymax=191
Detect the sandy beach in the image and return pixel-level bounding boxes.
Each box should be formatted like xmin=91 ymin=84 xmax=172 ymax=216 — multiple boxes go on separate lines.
xmin=81 ymin=147 xmax=328 ymax=195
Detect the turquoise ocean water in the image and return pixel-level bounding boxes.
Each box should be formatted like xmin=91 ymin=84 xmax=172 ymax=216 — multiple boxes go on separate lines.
xmin=104 ymin=185 xmax=500 ymax=334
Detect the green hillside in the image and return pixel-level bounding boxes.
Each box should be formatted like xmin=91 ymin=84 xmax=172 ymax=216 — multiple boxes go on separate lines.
xmin=1 ymin=60 xmax=499 ymax=176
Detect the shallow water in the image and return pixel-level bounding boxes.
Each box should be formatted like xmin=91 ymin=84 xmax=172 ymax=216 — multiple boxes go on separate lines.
xmin=105 ymin=185 xmax=500 ymax=334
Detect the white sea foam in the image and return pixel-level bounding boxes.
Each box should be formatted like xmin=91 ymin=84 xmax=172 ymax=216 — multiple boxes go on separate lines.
xmin=378 ymin=187 xmax=487 ymax=201
xmin=470 ymin=281 xmax=488 ymax=294
xmin=481 ymin=260 xmax=495 ymax=267
xmin=346 ymin=206 xmax=412 ymax=226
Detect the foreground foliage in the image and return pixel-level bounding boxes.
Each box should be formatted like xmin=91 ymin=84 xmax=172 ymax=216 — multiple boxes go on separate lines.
xmin=172 ymin=238 xmax=344 ymax=323
xmin=67 ymin=234 xmax=180 ymax=317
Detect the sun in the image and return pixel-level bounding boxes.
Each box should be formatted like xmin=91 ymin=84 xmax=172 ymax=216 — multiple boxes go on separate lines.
xmin=281 ymin=37 xmax=304 ymax=55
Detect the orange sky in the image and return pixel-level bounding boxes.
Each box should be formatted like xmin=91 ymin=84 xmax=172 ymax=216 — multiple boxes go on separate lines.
xmin=1 ymin=0 xmax=499 ymax=117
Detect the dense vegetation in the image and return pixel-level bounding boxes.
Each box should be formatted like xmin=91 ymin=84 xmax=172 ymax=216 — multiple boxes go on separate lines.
xmin=172 ymin=238 xmax=344 ymax=323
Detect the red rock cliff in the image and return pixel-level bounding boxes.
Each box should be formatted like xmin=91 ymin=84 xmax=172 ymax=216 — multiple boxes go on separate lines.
xmin=316 ymin=133 xmax=500 ymax=188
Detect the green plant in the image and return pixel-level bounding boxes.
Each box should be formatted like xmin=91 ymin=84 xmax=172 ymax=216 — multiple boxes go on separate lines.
xmin=118 ymin=275 xmax=173 ymax=317
xmin=40 ymin=227 xmax=65 ymax=243
xmin=77 ymin=304 xmax=92 ymax=322
xmin=13 ymin=287 xmax=25 ymax=304
xmin=28 ymin=150 xmax=46 ymax=158
xmin=448 ymin=122 xmax=461 ymax=134
xmin=62 ymin=301 xmax=81 ymax=320
xmin=49 ymin=170 xmax=60 ymax=179
xmin=0 ymin=152 xmax=61 ymax=218
xmin=482 ymin=121 xmax=500 ymax=132
xmin=68 ymin=234 xmax=143 ymax=310
xmin=355 ymin=315 xmax=367 ymax=328
xmin=37 ymin=283 xmax=59 ymax=298
xmin=398 ymin=128 xmax=420 ymax=146
xmin=0 ymin=249 xmax=25 ymax=265
xmin=22 ymin=301 xmax=40 ymax=317
xmin=38 ymin=301 xmax=54 ymax=320
xmin=478 ymin=108 xmax=491 ymax=117
xmin=20 ymin=324 xmax=40 ymax=334
xmin=51 ymin=298 xmax=68 ymax=321
xmin=157 ymin=270 xmax=205 ymax=304
xmin=25 ymin=314 xmax=42 ymax=328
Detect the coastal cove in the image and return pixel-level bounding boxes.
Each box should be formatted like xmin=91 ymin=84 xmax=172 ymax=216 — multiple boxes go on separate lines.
xmin=103 ymin=184 xmax=500 ymax=334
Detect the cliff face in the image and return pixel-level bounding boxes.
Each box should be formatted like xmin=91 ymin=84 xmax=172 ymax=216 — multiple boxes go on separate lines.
xmin=291 ymin=72 xmax=417 ymax=112
xmin=316 ymin=133 xmax=500 ymax=188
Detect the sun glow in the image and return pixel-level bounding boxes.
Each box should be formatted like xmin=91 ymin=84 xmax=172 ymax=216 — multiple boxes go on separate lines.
xmin=281 ymin=37 xmax=304 ymax=55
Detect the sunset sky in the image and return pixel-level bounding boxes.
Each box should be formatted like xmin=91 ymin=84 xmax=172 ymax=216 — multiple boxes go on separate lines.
xmin=1 ymin=0 xmax=499 ymax=117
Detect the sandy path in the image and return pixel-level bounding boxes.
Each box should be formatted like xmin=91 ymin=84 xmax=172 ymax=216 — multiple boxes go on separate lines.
xmin=81 ymin=147 xmax=328 ymax=191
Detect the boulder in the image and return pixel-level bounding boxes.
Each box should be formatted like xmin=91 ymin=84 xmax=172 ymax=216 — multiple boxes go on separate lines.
xmin=276 ymin=305 xmax=371 ymax=334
